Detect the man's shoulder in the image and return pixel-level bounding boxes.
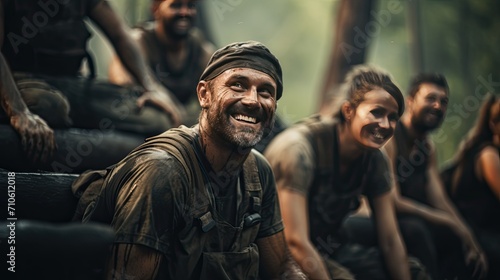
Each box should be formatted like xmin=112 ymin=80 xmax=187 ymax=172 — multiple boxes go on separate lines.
xmin=134 ymin=21 xmax=155 ymax=33
xmin=189 ymin=27 xmax=212 ymax=45
xmin=131 ymin=22 xmax=155 ymax=43
xmin=127 ymin=146 xmax=185 ymax=171
xmin=188 ymin=27 xmax=216 ymax=65
xmin=128 ymin=126 xmax=198 ymax=166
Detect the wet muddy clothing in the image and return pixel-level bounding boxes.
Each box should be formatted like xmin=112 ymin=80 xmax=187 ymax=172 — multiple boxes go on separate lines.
xmin=265 ymin=115 xmax=408 ymax=279
xmin=267 ymin=115 xmax=390 ymax=244
xmin=75 ymin=125 xmax=284 ymax=279
xmin=0 ymin=73 xmax=172 ymax=136
xmin=393 ymin=121 xmax=432 ymax=205
xmin=135 ymin=23 xmax=209 ymax=105
xmin=3 ymin=0 xmax=100 ymax=76
xmin=1 ymin=0 xmax=172 ymax=136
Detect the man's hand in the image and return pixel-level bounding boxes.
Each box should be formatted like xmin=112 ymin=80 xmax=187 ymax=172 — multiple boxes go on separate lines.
xmin=463 ymin=239 xmax=488 ymax=279
xmin=136 ymin=88 xmax=186 ymax=127
xmin=10 ymin=111 xmax=56 ymax=163
xmin=454 ymin=223 xmax=488 ymax=279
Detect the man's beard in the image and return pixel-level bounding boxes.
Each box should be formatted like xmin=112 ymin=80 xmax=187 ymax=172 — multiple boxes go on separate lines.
xmin=206 ymin=108 xmax=274 ymax=149
xmin=163 ymin=16 xmax=192 ymax=39
xmin=411 ymin=109 xmax=444 ymax=134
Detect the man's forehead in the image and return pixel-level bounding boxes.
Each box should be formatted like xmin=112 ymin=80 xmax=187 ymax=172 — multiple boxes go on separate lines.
xmin=221 ymin=68 xmax=277 ymax=83
xmin=417 ymin=83 xmax=448 ymax=96
xmin=157 ymin=0 xmax=197 ymax=4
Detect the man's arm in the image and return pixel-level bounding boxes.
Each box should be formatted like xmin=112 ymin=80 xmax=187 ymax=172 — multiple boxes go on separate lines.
xmin=108 ymin=54 xmax=135 ymax=86
xmin=88 ymin=1 xmax=184 ymax=126
xmin=426 ymin=145 xmax=488 ymax=278
xmin=108 ymin=29 xmax=145 ymax=86
xmin=106 ymin=244 xmax=163 ymax=280
xmin=384 ymin=139 xmax=488 ymax=278
xmin=0 ymin=1 xmax=56 ymax=163
xmin=383 ymin=141 xmax=458 ymax=225
xmin=256 ymin=231 xmax=307 ymax=279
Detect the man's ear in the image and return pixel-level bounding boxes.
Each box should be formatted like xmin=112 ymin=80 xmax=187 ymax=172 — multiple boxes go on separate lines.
xmin=197 ymin=81 xmax=211 ymax=109
xmin=406 ymin=96 xmax=414 ymax=113
xmin=151 ymin=1 xmax=161 ymax=17
xmin=341 ymin=102 xmax=353 ymax=121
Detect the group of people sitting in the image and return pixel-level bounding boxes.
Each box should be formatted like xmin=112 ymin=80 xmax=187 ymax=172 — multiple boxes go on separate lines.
xmin=0 ymin=0 xmax=498 ymax=279
xmin=265 ymin=69 xmax=499 ymax=280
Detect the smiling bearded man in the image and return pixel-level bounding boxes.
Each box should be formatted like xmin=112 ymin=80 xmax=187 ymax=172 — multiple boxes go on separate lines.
xmin=72 ymin=41 xmax=306 ymax=280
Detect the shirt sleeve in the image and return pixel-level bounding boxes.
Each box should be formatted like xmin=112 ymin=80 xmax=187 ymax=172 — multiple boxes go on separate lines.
xmin=252 ymin=152 xmax=285 ymax=238
xmin=363 ymin=150 xmax=392 ymax=198
xmin=264 ymin=128 xmax=315 ymax=195
xmin=104 ymin=149 xmax=188 ymax=256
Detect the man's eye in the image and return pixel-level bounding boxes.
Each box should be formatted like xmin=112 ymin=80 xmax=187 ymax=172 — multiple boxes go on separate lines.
xmin=231 ymin=82 xmax=244 ymax=90
xmin=259 ymin=89 xmax=272 ymax=98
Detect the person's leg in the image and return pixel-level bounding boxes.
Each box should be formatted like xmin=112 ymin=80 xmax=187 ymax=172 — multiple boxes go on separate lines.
xmin=341 ymin=215 xmax=437 ymax=279
xmin=476 ymin=229 xmax=500 ymax=280
xmin=42 ymin=76 xmax=173 ymax=137
xmin=428 ymin=221 xmax=471 ymax=279
xmin=0 ymin=220 xmax=114 ymax=280
xmin=397 ymin=216 xmax=439 ymax=280
xmin=323 ymin=257 xmax=355 ymax=280
xmin=339 ymin=215 xmax=378 ymax=246
xmin=332 ymin=243 xmax=430 ymax=280
xmin=8 ymin=74 xmax=73 ymax=128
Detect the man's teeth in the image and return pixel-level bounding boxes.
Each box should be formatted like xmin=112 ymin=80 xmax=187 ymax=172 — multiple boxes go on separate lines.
xmin=373 ymin=131 xmax=384 ymax=139
xmin=234 ymin=114 xmax=256 ymax=124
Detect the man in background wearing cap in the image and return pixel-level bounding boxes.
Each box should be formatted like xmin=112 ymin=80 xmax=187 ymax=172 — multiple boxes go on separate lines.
xmin=73 ymin=41 xmax=306 ymax=279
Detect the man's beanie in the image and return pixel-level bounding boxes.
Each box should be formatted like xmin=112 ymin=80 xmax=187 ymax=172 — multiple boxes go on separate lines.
xmin=199 ymin=41 xmax=283 ymax=100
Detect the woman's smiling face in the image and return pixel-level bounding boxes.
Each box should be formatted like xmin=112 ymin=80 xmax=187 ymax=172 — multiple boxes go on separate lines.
xmin=345 ymin=88 xmax=400 ymax=150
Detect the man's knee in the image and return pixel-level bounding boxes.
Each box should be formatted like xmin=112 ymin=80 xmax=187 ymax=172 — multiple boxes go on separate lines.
xmin=324 ymin=258 xmax=355 ymax=280
xmin=19 ymin=84 xmax=72 ymax=128
xmin=399 ymin=216 xmax=432 ymax=241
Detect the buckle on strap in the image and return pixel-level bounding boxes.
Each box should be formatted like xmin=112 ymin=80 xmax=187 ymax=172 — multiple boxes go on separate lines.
xmin=197 ymin=212 xmax=216 ymax=233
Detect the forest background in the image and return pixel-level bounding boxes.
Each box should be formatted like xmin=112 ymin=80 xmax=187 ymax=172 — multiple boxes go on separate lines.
xmin=88 ymin=0 xmax=500 ymax=167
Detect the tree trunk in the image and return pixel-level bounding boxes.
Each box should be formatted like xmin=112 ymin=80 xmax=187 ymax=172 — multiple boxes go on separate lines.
xmin=319 ymin=0 xmax=376 ymax=116
xmin=407 ymin=0 xmax=424 ymax=74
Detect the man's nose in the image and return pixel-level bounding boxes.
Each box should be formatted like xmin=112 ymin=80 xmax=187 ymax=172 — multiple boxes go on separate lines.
xmin=178 ymin=4 xmax=194 ymax=16
xmin=432 ymin=100 xmax=443 ymax=111
xmin=241 ymin=88 xmax=259 ymax=107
